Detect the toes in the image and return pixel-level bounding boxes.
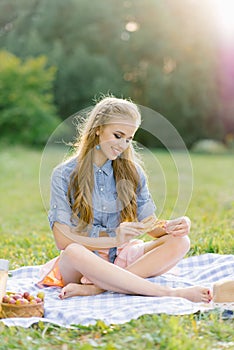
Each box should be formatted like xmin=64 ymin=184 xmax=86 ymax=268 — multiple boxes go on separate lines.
xmin=59 ymin=288 xmax=67 ymax=299
xmin=202 ymin=289 xmax=212 ymax=303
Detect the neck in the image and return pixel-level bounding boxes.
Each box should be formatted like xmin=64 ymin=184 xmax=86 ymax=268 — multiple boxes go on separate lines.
xmin=93 ymin=149 xmax=107 ymax=167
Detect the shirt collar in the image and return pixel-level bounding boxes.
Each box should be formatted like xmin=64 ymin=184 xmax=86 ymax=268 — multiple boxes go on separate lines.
xmin=94 ymin=159 xmax=113 ymax=176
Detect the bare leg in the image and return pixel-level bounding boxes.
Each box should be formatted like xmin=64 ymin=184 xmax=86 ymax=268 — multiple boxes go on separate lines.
xmin=58 ymin=243 xmax=211 ymax=303
xmin=126 ymin=235 xmax=190 ymax=278
xmin=130 ymin=235 xmax=211 ymax=302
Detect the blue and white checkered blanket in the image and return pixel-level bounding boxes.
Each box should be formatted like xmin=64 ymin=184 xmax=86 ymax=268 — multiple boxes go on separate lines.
xmin=1 ymin=254 xmax=233 ymax=328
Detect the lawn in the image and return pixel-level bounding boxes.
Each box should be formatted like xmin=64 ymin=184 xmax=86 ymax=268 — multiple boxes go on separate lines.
xmin=0 ymin=146 xmax=233 ymax=350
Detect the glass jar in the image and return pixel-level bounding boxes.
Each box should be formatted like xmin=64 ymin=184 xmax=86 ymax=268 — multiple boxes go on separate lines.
xmin=0 ymin=259 xmax=9 ymax=306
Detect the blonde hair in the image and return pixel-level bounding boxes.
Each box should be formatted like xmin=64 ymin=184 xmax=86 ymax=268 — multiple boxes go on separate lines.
xmin=68 ymin=96 xmax=142 ymax=233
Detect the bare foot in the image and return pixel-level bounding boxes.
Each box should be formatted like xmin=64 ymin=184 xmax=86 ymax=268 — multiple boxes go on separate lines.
xmin=59 ymin=283 xmax=105 ymax=299
xmin=172 ymin=286 xmax=212 ymax=303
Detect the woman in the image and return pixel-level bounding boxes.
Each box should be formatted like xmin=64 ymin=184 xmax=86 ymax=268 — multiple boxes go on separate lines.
xmin=40 ymin=96 xmax=212 ymax=303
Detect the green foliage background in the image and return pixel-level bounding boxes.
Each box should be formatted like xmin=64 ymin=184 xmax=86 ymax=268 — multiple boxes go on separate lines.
xmin=0 ymin=0 xmax=232 ymax=147
xmin=0 ymin=51 xmax=59 ymax=145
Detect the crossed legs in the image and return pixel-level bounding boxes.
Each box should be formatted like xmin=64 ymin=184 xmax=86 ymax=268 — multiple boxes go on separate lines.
xmin=58 ymin=235 xmax=211 ymax=303
xmin=126 ymin=234 xmax=190 ymax=277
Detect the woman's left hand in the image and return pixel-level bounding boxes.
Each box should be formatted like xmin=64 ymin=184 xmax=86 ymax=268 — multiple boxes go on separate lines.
xmin=165 ymin=216 xmax=191 ymax=237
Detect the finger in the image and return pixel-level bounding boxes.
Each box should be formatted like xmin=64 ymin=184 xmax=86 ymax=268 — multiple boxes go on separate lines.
xmin=141 ymin=216 xmax=166 ymax=233
xmin=171 ymin=223 xmax=190 ymax=233
xmin=124 ymin=228 xmax=143 ymax=236
xmin=141 ymin=215 xmax=156 ymax=223
xmin=130 ymin=222 xmax=145 ymax=230
xmin=122 ymin=221 xmax=145 ymax=228
xmin=171 ymin=229 xmax=188 ymax=237
xmin=121 ymin=223 xmax=145 ymax=233
xmin=172 ymin=216 xmax=191 ymax=228
xmin=118 ymin=232 xmax=140 ymax=244
xmin=166 ymin=218 xmax=182 ymax=229
xmin=167 ymin=220 xmax=189 ymax=231
xmin=166 ymin=224 xmax=181 ymax=233
xmin=183 ymin=216 xmax=191 ymax=226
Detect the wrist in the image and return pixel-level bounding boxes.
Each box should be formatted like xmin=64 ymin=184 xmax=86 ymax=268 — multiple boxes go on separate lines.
xmin=106 ymin=228 xmax=119 ymax=247
xmin=165 ymin=220 xmax=169 ymax=234
xmin=113 ymin=236 xmax=120 ymax=247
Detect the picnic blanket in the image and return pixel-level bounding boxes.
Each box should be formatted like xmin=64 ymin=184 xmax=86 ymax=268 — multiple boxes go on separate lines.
xmin=1 ymin=253 xmax=233 ymax=328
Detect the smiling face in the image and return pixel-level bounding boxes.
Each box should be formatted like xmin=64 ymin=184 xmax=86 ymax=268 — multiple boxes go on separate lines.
xmin=94 ymin=119 xmax=138 ymax=166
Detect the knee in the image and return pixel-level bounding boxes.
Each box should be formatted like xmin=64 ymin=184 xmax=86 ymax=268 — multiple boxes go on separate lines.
xmin=168 ymin=235 xmax=190 ymax=255
xmin=63 ymin=243 xmax=87 ymax=259
xmin=177 ymin=235 xmax=190 ymax=254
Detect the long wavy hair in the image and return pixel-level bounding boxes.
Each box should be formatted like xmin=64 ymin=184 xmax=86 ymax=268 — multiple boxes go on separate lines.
xmin=68 ymin=96 xmax=143 ymax=233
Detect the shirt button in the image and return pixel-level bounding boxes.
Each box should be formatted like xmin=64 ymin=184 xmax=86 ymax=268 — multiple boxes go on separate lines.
xmin=98 ymin=169 xmax=102 ymax=173
xmin=103 ymin=206 xmax=106 ymax=211
xmin=53 ymin=204 xmax=57 ymax=208
xmin=100 ymin=187 xmax=104 ymax=191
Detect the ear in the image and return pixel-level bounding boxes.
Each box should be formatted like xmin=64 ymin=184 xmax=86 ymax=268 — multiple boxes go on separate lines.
xmin=96 ymin=128 xmax=100 ymax=136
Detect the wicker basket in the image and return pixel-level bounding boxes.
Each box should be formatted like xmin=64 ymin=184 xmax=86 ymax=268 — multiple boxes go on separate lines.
xmin=0 ymin=301 xmax=44 ymax=318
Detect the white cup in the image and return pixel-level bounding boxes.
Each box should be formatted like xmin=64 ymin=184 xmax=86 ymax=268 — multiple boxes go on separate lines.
xmin=0 ymin=259 xmax=9 ymax=306
xmin=0 ymin=259 xmax=9 ymax=271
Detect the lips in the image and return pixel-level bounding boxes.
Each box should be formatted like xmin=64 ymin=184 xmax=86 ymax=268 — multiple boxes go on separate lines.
xmin=112 ymin=147 xmax=121 ymax=157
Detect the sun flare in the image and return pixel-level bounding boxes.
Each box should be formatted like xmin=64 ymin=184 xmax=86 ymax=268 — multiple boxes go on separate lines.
xmin=213 ymin=0 xmax=234 ymax=39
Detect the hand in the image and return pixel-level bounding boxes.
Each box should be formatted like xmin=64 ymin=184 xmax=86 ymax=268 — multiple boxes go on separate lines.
xmin=116 ymin=221 xmax=145 ymax=245
xmin=165 ymin=216 xmax=191 ymax=237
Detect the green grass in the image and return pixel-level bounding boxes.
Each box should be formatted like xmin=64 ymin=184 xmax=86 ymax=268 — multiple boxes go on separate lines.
xmin=0 ymin=146 xmax=233 ymax=350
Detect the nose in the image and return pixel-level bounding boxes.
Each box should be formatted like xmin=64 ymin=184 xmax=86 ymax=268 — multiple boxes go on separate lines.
xmin=118 ymin=137 xmax=128 ymax=150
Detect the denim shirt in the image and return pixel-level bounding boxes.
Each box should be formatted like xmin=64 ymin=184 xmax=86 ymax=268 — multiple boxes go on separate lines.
xmin=48 ymin=156 xmax=156 ymax=260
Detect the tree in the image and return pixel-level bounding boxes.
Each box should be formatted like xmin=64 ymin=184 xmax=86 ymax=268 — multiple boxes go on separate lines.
xmin=0 ymin=50 xmax=59 ymax=145
xmin=0 ymin=0 xmax=226 ymax=147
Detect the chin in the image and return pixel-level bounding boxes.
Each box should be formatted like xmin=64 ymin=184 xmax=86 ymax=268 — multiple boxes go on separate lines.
xmin=106 ymin=152 xmax=117 ymax=160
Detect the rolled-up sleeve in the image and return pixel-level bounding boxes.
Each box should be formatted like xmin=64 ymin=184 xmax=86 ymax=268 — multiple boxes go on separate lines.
xmin=88 ymin=225 xmax=102 ymax=237
xmin=88 ymin=224 xmax=116 ymax=238
xmin=48 ymin=165 xmax=73 ymax=229
xmin=136 ymin=166 xmax=156 ymax=221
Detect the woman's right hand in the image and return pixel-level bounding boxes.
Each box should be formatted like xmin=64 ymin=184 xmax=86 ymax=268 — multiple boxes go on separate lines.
xmin=115 ymin=221 xmax=145 ymax=245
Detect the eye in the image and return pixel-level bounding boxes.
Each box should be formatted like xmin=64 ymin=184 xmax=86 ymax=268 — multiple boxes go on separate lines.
xmin=114 ymin=133 xmax=132 ymax=143
xmin=114 ymin=133 xmax=121 ymax=139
